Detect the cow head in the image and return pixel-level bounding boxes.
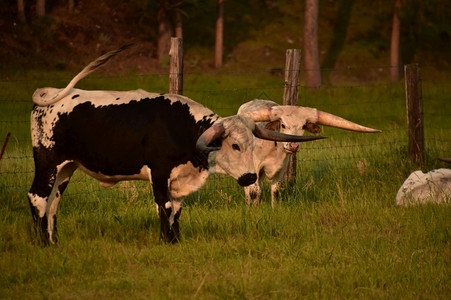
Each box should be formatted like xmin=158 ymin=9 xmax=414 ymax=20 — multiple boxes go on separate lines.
xmin=238 ymin=99 xmax=380 ymax=154
xmin=196 ymin=115 xmax=325 ymax=186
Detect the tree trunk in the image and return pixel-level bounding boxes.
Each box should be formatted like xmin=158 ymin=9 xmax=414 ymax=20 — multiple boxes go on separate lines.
xmin=390 ymin=0 xmax=402 ymax=82
xmin=304 ymin=0 xmax=321 ymax=87
xmin=157 ymin=1 xmax=173 ymax=63
xmin=215 ymin=0 xmax=224 ymax=69
xmin=36 ymin=0 xmax=45 ymax=17
xmin=68 ymin=0 xmax=75 ymax=13
xmin=174 ymin=9 xmax=183 ymax=38
xmin=17 ymin=0 xmax=26 ymax=23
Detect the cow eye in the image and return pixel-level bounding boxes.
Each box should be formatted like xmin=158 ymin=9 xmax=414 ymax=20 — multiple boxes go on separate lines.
xmin=232 ymin=143 xmax=240 ymax=151
xmin=281 ymin=123 xmax=286 ymax=129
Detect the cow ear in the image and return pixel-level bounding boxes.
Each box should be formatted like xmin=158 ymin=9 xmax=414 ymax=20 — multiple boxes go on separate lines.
xmin=303 ymin=122 xmax=321 ymax=134
xmin=265 ymin=120 xmax=281 ymax=131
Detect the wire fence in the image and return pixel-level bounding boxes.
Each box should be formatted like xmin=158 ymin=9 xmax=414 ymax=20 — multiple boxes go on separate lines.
xmin=0 ymin=66 xmax=450 ymax=201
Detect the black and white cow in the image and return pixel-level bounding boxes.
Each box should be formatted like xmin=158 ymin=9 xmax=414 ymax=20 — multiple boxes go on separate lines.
xmin=238 ymin=99 xmax=381 ymax=207
xmin=28 ymin=47 xmax=325 ymax=244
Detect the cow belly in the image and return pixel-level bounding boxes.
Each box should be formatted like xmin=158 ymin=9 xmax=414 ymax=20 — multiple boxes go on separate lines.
xmin=77 ymin=164 xmax=151 ymax=187
xmin=78 ymin=160 xmax=207 ymax=198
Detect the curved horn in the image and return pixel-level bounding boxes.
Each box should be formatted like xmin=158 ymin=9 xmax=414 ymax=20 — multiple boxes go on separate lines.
xmin=316 ymin=110 xmax=381 ymax=133
xmin=240 ymin=108 xmax=272 ymax=122
xmin=33 ymin=44 xmax=134 ymax=106
xmin=196 ymin=123 xmax=225 ymax=153
xmin=253 ymin=125 xmax=326 ymax=142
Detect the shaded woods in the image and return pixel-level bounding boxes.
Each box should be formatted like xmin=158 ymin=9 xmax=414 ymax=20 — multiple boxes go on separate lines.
xmin=2 ymin=0 xmax=450 ymax=84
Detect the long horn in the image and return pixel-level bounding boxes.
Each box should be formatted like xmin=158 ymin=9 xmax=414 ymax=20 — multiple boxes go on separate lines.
xmin=196 ymin=123 xmax=225 ymax=153
xmin=33 ymin=44 xmax=134 ymax=106
xmin=240 ymin=108 xmax=271 ymax=122
xmin=253 ymin=125 xmax=326 ymax=142
xmin=316 ymin=110 xmax=381 ymax=133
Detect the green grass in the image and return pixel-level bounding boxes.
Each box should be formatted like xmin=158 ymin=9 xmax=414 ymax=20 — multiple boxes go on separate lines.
xmin=0 ymin=70 xmax=450 ymax=299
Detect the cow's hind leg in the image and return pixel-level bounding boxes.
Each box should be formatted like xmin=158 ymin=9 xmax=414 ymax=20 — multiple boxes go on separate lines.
xmin=270 ymin=181 xmax=281 ymax=208
xmin=28 ymin=160 xmax=76 ymax=245
xmin=270 ymin=171 xmax=286 ymax=208
xmin=46 ymin=162 xmax=77 ymax=243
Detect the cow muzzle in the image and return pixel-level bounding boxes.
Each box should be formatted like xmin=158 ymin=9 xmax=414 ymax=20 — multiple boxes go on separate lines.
xmin=284 ymin=142 xmax=300 ymax=154
xmin=238 ymin=173 xmax=257 ymax=186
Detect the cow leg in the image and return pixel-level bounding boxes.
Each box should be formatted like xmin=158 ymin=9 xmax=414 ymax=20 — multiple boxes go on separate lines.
xmin=28 ymin=172 xmax=53 ymax=245
xmin=169 ymin=199 xmax=183 ymax=240
xmin=154 ymin=198 xmax=183 ymax=241
xmin=244 ymin=183 xmax=262 ymax=206
xmin=46 ymin=162 xmax=77 ymax=243
xmin=270 ymin=170 xmax=286 ymax=208
xmin=270 ymin=181 xmax=281 ymax=208
xmin=28 ymin=159 xmax=76 ymax=245
xmin=152 ymin=178 xmax=179 ymax=243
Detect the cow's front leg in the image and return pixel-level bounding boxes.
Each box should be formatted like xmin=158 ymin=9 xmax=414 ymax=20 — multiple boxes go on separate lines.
xmin=244 ymin=182 xmax=262 ymax=206
xmin=153 ymin=178 xmax=180 ymax=243
xmin=169 ymin=199 xmax=183 ymax=241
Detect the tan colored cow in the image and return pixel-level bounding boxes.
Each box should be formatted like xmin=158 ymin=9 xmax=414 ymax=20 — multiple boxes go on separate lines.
xmin=238 ymin=99 xmax=381 ymax=207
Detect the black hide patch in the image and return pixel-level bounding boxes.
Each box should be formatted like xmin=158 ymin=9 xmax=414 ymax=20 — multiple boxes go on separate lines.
xmin=50 ymin=96 xmax=215 ymax=177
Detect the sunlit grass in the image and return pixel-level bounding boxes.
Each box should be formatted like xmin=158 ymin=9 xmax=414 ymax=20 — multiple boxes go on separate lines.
xmin=0 ymin=70 xmax=450 ymax=298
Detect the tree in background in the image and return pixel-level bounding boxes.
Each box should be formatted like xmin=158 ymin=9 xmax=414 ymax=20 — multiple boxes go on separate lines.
xmin=157 ymin=0 xmax=184 ymax=63
xmin=36 ymin=0 xmax=45 ymax=17
xmin=304 ymin=0 xmax=321 ymax=87
xmin=215 ymin=0 xmax=224 ymax=68
xmin=68 ymin=0 xmax=75 ymax=13
xmin=390 ymin=0 xmax=402 ymax=82
xmin=17 ymin=0 xmax=47 ymax=22
xmin=320 ymin=0 xmax=354 ymax=85
xmin=157 ymin=1 xmax=172 ymax=62
xmin=174 ymin=6 xmax=183 ymax=38
xmin=17 ymin=0 xmax=26 ymax=23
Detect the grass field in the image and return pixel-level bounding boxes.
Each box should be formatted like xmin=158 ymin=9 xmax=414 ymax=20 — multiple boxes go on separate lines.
xmin=0 ymin=69 xmax=450 ymax=299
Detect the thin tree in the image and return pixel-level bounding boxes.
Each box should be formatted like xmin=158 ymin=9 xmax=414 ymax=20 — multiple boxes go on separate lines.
xmin=17 ymin=0 xmax=26 ymax=23
xmin=174 ymin=9 xmax=183 ymax=38
xmin=390 ymin=0 xmax=402 ymax=82
xmin=68 ymin=0 xmax=75 ymax=13
xmin=36 ymin=0 xmax=45 ymax=17
xmin=304 ymin=0 xmax=321 ymax=87
xmin=215 ymin=0 xmax=224 ymax=68
xmin=157 ymin=0 xmax=173 ymax=63
xmin=157 ymin=0 xmax=184 ymax=63
xmin=173 ymin=0 xmax=184 ymax=38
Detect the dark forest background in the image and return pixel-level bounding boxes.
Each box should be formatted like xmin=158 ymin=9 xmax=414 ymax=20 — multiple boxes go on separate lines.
xmin=1 ymin=0 xmax=449 ymax=83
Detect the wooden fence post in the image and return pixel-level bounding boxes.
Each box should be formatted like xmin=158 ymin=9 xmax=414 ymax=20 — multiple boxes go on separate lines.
xmin=404 ymin=63 xmax=424 ymax=165
xmin=169 ymin=37 xmax=183 ymax=95
xmin=283 ymin=49 xmax=302 ymax=184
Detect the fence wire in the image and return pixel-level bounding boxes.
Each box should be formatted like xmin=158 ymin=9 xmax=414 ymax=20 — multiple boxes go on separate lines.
xmin=1 ymin=68 xmax=450 ymax=202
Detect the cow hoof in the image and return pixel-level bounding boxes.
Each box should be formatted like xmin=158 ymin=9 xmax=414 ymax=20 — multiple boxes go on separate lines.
xmin=160 ymin=230 xmax=180 ymax=244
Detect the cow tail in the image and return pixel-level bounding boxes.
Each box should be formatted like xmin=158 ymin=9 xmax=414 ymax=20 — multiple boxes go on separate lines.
xmin=32 ymin=44 xmax=134 ymax=106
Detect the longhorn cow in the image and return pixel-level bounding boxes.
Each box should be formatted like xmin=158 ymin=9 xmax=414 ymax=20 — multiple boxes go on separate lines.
xmin=28 ymin=47 xmax=325 ymax=244
xmin=238 ymin=99 xmax=381 ymax=207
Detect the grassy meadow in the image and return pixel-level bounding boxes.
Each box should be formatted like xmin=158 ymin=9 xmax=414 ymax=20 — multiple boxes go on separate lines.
xmin=0 ymin=69 xmax=450 ymax=299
